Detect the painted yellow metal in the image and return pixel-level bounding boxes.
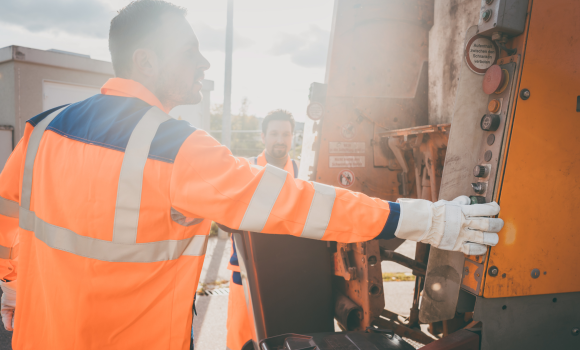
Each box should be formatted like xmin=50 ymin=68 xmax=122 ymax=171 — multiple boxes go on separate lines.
xmin=483 ymin=0 xmax=580 ymax=298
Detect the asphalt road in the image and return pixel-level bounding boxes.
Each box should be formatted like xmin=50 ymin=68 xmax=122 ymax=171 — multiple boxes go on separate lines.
xmin=0 ymin=290 xmax=12 ymax=350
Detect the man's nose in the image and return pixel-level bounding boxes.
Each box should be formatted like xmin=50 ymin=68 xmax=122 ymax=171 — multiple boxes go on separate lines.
xmin=198 ymin=53 xmax=210 ymax=71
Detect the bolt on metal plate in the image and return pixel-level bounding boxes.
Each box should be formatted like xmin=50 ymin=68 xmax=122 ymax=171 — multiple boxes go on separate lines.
xmin=531 ymin=268 xmax=540 ymax=279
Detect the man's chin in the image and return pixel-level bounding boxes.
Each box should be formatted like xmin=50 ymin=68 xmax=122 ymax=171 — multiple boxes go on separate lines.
xmin=272 ymin=150 xmax=287 ymax=158
xmin=187 ymin=91 xmax=203 ymax=105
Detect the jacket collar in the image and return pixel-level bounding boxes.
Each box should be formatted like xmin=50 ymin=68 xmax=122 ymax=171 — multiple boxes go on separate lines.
xmin=101 ymin=78 xmax=170 ymax=113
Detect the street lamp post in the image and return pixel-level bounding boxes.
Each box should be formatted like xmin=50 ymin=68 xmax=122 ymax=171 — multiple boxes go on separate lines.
xmin=222 ymin=0 xmax=234 ymax=148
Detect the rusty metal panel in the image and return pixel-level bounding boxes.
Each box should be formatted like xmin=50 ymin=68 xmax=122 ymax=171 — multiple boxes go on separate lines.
xmin=484 ymin=0 xmax=580 ymax=298
xmin=316 ymin=0 xmax=433 ymax=199
xmin=420 ymin=25 xmax=489 ymax=324
xmin=334 ymin=241 xmax=385 ymax=330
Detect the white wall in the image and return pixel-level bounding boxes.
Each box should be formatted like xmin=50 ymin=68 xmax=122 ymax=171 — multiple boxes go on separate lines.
xmin=0 ymin=128 xmax=12 ymax=172
xmin=43 ymin=80 xmax=100 ymax=111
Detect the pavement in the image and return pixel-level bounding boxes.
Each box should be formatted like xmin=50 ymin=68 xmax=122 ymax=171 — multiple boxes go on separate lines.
xmin=0 ymin=291 xmax=11 ymax=350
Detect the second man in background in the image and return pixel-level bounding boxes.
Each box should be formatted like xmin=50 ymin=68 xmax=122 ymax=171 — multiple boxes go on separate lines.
xmin=226 ymin=110 xmax=298 ymax=350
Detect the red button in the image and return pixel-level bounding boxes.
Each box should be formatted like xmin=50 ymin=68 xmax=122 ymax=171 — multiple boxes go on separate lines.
xmin=482 ymin=65 xmax=505 ymax=95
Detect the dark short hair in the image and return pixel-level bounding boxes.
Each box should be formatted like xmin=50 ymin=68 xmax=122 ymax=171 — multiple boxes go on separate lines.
xmin=262 ymin=110 xmax=295 ymax=134
xmin=109 ymin=0 xmax=187 ymax=77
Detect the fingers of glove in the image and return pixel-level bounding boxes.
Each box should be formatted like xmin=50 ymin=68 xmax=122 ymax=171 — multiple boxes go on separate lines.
xmin=465 ymin=217 xmax=504 ymax=233
xmin=451 ymin=195 xmax=471 ymax=205
xmin=461 ymin=243 xmax=488 ymax=256
xmin=461 ymin=201 xmax=500 ymax=217
xmin=1 ymin=310 xmax=13 ymax=331
xmin=463 ymin=229 xmax=499 ymax=246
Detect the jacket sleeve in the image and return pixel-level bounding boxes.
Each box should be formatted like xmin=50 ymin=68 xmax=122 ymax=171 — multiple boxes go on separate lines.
xmin=170 ymin=130 xmax=400 ymax=243
xmin=0 ymin=137 xmax=25 ymax=283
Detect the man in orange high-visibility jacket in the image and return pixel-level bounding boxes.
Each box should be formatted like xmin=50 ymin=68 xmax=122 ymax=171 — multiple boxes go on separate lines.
xmin=0 ymin=1 xmax=503 ymax=349
xmin=226 ymin=110 xmax=299 ymax=350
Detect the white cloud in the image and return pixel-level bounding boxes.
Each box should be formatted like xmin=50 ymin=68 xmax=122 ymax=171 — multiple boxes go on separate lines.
xmin=270 ymin=25 xmax=330 ymax=68
xmin=0 ymin=0 xmax=115 ymax=39
xmin=194 ymin=23 xmax=254 ymax=52
xmin=0 ymin=0 xmax=336 ymax=122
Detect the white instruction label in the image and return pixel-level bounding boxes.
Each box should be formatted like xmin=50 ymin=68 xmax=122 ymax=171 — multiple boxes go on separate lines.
xmin=329 ymin=142 xmax=365 ymax=154
xmin=329 ymin=156 xmax=365 ymax=168
xmin=465 ymin=35 xmax=498 ymax=74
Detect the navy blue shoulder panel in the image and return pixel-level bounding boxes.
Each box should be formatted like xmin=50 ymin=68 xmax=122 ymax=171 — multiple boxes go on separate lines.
xmin=41 ymin=94 xmax=196 ymax=163
xmin=150 ymin=117 xmax=198 ymax=163
xmin=27 ymin=104 xmax=70 ymax=127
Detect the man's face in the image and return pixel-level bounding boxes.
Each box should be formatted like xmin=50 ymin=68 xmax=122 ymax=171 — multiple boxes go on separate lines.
xmin=154 ymin=13 xmax=210 ymax=106
xmin=262 ymin=120 xmax=293 ymax=158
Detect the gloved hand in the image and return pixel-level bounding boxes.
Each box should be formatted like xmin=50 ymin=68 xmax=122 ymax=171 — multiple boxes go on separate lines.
xmin=0 ymin=281 xmax=16 ymax=331
xmin=394 ymin=195 xmax=503 ymax=255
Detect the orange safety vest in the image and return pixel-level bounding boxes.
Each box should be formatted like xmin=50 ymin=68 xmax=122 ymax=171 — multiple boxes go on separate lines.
xmin=0 ymin=78 xmax=399 ymax=349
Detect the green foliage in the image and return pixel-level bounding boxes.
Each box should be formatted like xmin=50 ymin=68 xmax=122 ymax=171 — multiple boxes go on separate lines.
xmin=210 ymin=99 xmax=264 ymax=157
xmin=290 ymin=144 xmax=302 ymax=160
xmin=209 ymin=221 xmax=219 ymax=237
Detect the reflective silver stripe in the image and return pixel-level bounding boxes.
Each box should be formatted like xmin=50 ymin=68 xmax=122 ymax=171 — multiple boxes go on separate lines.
xmin=0 ymin=245 xmax=11 ymax=259
xmin=20 ymin=207 xmax=208 ymax=262
xmin=0 ymin=197 xmax=19 ymax=218
xmin=113 ymin=107 xmax=170 ymax=244
xmin=300 ymin=182 xmax=336 ymax=240
xmin=182 ymin=234 xmax=209 ymax=257
xmin=21 ymin=107 xmax=66 ymax=210
xmin=238 ymin=164 xmax=288 ymax=232
xmin=18 ymin=207 xmax=35 ymax=231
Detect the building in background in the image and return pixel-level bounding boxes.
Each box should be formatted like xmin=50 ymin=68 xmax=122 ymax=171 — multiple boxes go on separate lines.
xmin=0 ymin=45 xmax=213 ymax=171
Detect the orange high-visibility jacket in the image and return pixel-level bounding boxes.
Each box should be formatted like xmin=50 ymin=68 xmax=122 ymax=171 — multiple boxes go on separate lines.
xmin=227 ymin=150 xmax=297 ymax=275
xmin=0 ymin=78 xmax=400 ymax=350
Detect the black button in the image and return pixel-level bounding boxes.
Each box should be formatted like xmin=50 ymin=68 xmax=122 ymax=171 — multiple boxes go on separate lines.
xmin=481 ymin=114 xmax=501 ymax=131
xmin=471 ymin=182 xmax=487 ymax=194
xmin=470 ymin=196 xmax=486 ymax=204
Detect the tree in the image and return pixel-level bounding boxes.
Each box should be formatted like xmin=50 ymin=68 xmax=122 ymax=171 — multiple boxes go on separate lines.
xmin=210 ymin=99 xmax=263 ymax=157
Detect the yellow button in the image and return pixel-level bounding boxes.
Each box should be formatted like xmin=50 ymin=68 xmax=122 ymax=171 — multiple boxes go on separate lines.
xmin=488 ymin=99 xmax=501 ymax=113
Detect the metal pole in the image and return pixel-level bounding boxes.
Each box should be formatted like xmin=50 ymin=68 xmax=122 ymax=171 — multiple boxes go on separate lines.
xmin=222 ymin=0 xmax=234 ymax=148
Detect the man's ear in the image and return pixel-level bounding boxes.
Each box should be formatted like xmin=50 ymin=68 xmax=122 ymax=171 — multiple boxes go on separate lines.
xmin=261 ymin=132 xmax=266 ymax=145
xmin=132 ymin=49 xmax=159 ymax=77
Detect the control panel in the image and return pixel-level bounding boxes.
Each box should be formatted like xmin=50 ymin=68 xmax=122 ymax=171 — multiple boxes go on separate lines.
xmin=460 ymin=56 xmax=520 ymax=296
xmin=470 ymin=60 xmax=518 ymax=205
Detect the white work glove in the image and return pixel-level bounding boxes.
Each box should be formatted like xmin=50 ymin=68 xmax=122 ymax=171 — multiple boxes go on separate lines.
xmin=0 ymin=281 xmax=16 ymax=331
xmin=394 ymin=195 xmax=503 ymax=255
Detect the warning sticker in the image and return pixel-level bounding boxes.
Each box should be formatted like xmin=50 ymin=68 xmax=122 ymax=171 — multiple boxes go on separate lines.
xmin=330 ymin=156 xmax=365 ymax=168
xmin=338 ymin=169 xmax=355 ymax=188
xmin=329 ymin=142 xmax=365 ymax=154
xmin=465 ymin=35 xmax=498 ymax=74
xmin=341 ymin=122 xmax=356 ymax=140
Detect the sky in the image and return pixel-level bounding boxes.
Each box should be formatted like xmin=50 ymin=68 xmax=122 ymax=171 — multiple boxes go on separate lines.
xmin=0 ymin=0 xmax=335 ymax=122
